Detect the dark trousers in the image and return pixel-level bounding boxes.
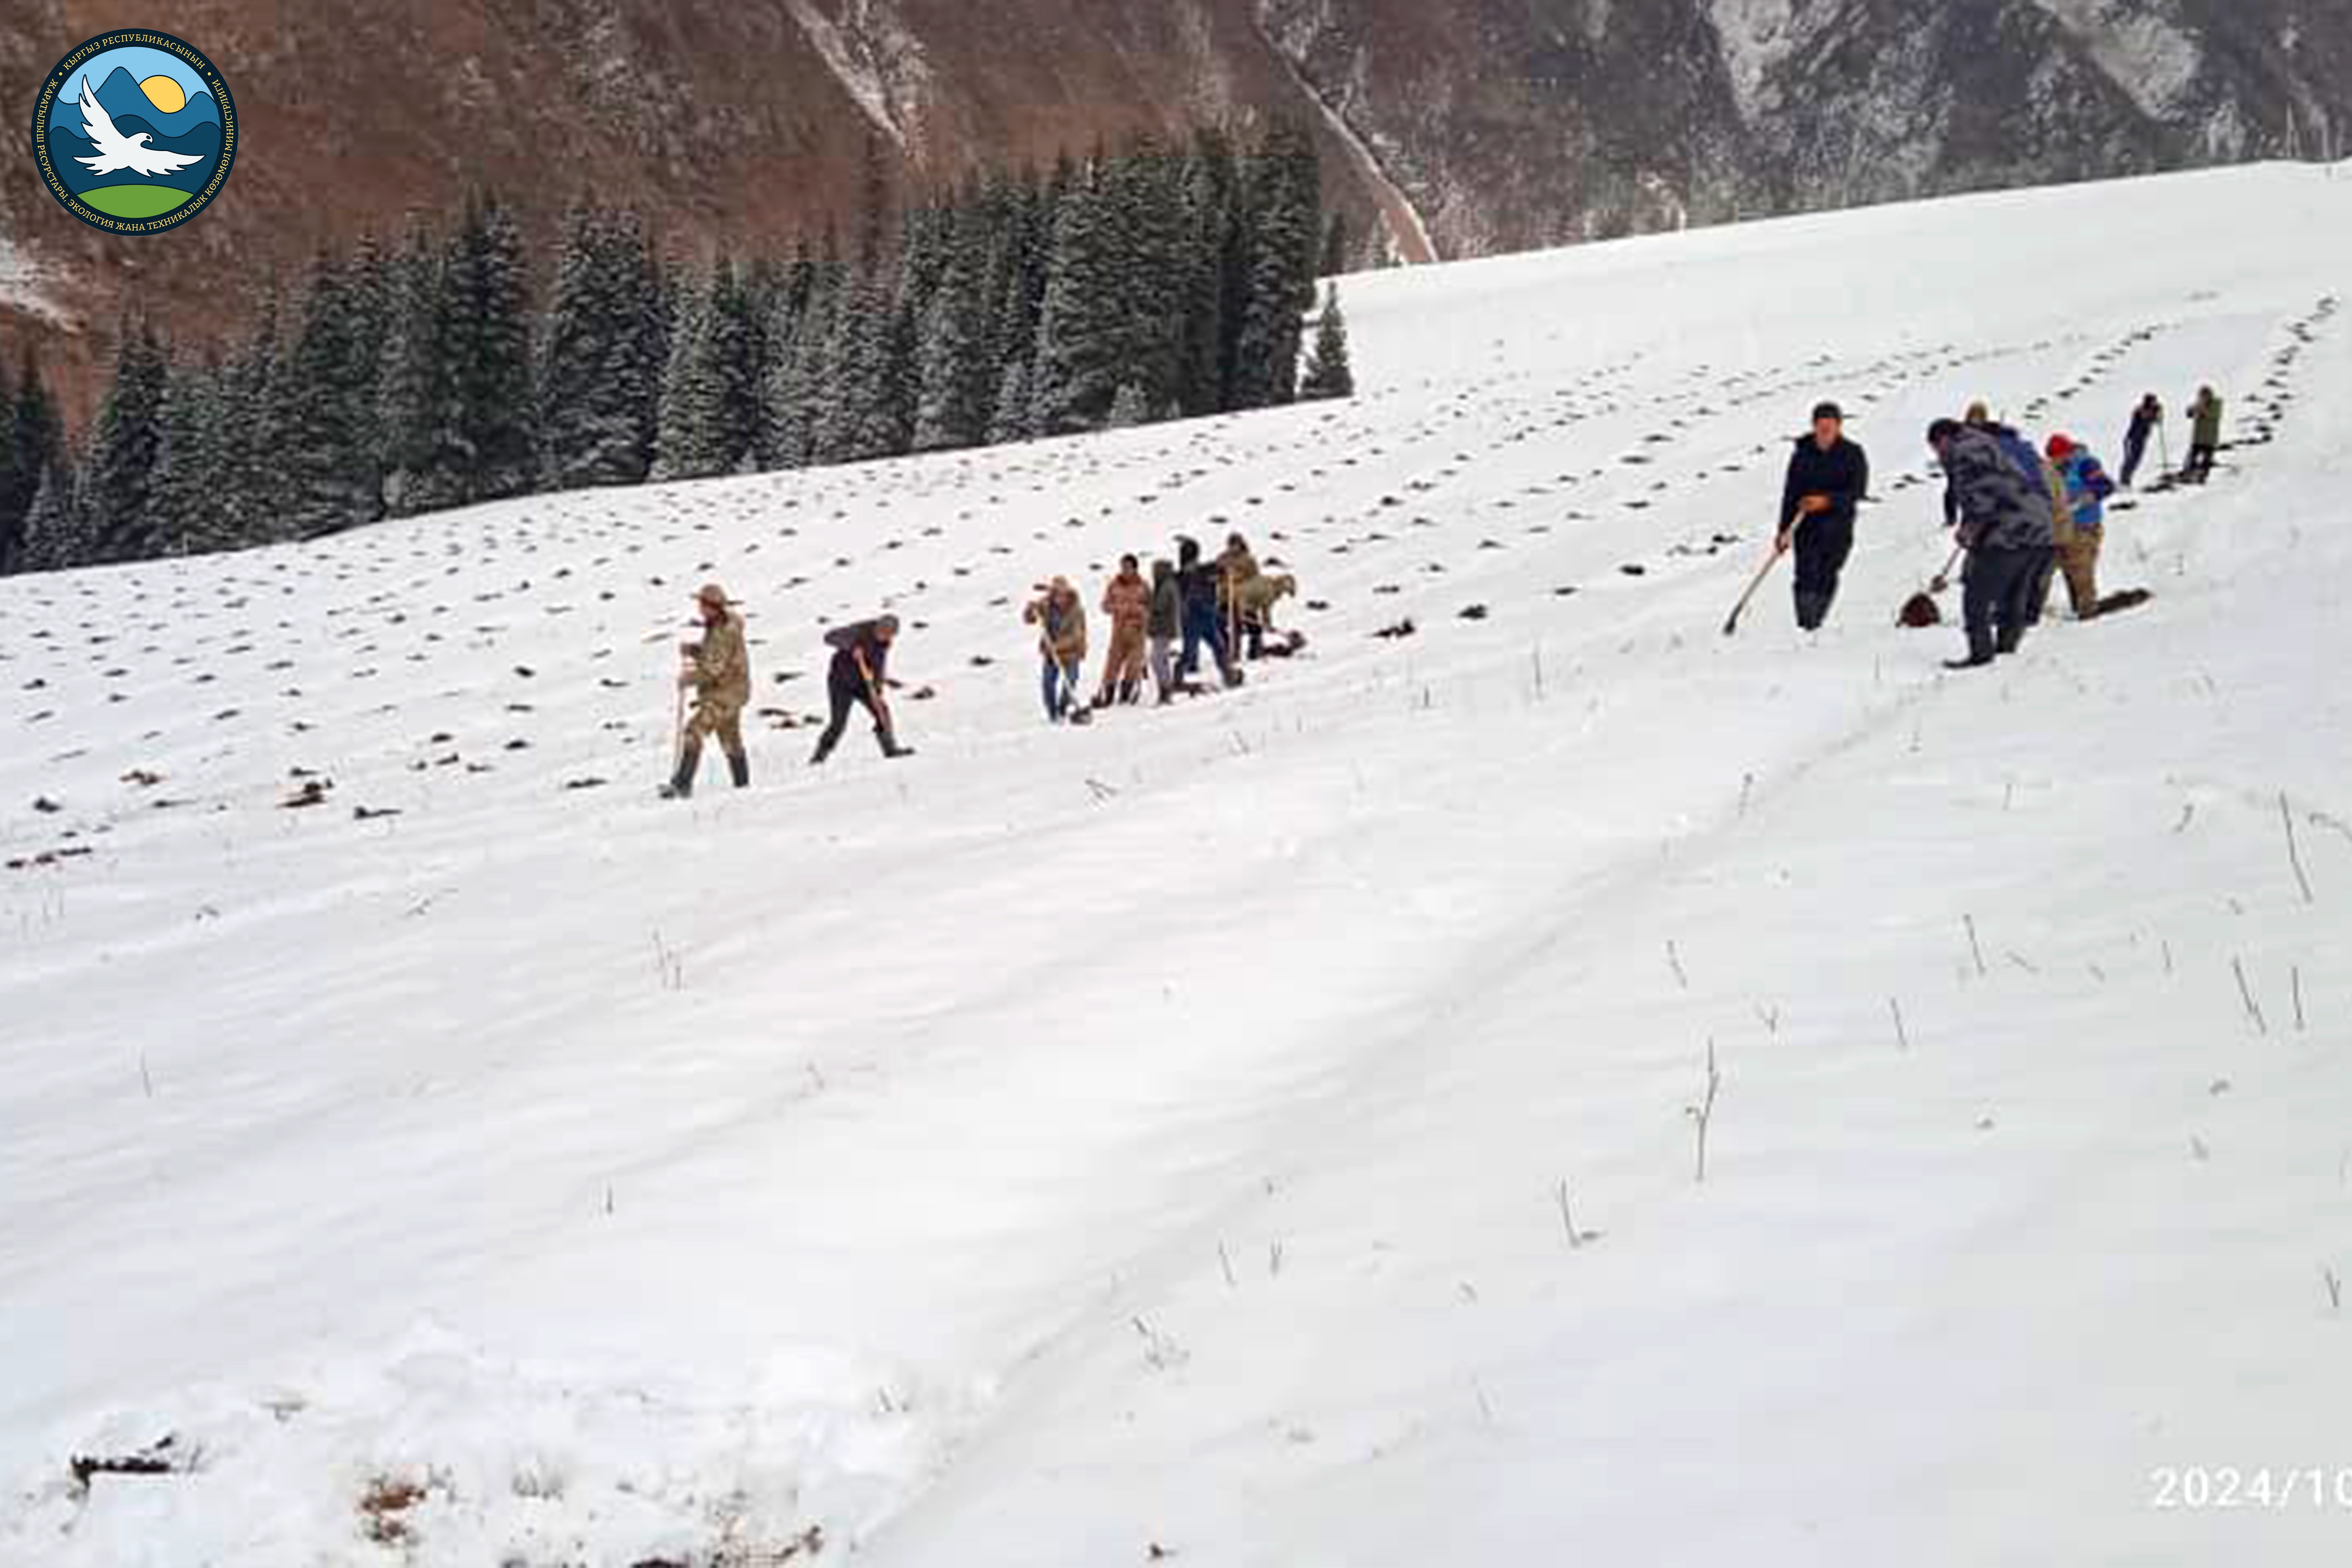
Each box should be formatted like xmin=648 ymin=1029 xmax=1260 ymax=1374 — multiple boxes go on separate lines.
xmin=1962 ymin=546 xmax=2037 ymax=663
xmin=813 ymin=675 xmax=886 ymax=760
xmin=1178 ymin=601 xmax=1230 ymax=682
xmin=1792 ymin=516 xmax=1856 ymax=630
xmin=2186 ymin=442 xmax=2217 ymax=483
xmin=2120 ymin=430 xmax=2151 ymax=487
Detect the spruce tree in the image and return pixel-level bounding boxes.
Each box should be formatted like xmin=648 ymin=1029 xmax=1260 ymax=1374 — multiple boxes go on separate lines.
xmin=162 ymin=360 xmax=232 ymax=555
xmin=439 ymin=199 xmax=537 ymax=504
xmin=773 ymin=259 xmax=840 ymax=468
xmin=988 ymin=356 xmax=1033 ymax=445
xmin=542 ymin=207 xmax=661 ymax=490
xmin=377 ymin=227 xmax=450 ymax=517
xmin=913 ymin=243 xmax=994 ymax=453
xmin=1106 ymin=381 xmax=1150 ymax=429
xmin=1029 ymin=162 xmax=1126 ymax=434
xmin=710 ymin=254 xmax=760 ymax=473
xmin=285 ymin=249 xmax=386 ymax=535
xmin=86 ymin=320 xmax=171 ymax=562
xmin=653 ymin=263 xmax=726 ymax=482
xmin=15 ymin=459 xmax=88 ymax=574
xmin=1233 ymin=121 xmax=1323 ymax=410
xmin=1299 ymin=284 xmax=1356 ymax=401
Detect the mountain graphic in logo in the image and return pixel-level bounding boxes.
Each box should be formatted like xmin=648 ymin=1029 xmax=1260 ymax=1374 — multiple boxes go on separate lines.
xmin=31 ymin=31 xmax=238 ymax=232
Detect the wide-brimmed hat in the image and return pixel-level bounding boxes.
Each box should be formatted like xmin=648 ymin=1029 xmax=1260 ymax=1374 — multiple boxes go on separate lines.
xmin=693 ymin=582 xmax=735 ymax=608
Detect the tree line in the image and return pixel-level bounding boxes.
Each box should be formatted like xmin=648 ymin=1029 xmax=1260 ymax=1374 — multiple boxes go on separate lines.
xmin=0 ymin=123 xmax=1357 ymax=576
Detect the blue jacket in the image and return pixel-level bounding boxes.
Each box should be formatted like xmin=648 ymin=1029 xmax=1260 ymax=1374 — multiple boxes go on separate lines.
xmin=2057 ymin=450 xmax=2115 ymax=531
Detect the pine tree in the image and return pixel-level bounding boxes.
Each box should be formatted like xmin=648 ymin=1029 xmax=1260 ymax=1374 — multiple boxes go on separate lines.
xmin=1233 ymin=121 xmax=1323 ymax=410
xmin=438 ymin=198 xmax=538 ymax=504
xmin=1108 ymin=138 xmax=1187 ymax=414
xmin=285 ymin=249 xmax=386 ymax=535
xmin=1106 ymin=381 xmax=1150 ymax=428
xmin=377 ymin=227 xmax=450 ymax=517
xmin=1029 ymin=161 xmax=1126 ymax=434
xmin=754 ymin=242 xmax=817 ymax=470
xmin=710 ymin=254 xmax=760 ymax=473
xmin=15 ymin=459 xmax=89 ymax=574
xmin=989 ymin=355 xmax=1033 ymax=445
xmin=86 ymin=320 xmax=171 ymax=562
xmin=541 ymin=207 xmax=662 ymax=490
xmin=161 ymin=360 xmax=233 ymax=555
xmin=914 ymin=242 xmax=994 ymax=452
xmin=819 ymin=259 xmax=908 ymax=464
xmin=1299 ymin=284 xmax=1356 ymax=401
xmin=653 ymin=263 xmax=727 ymax=481
xmin=773 ymin=257 xmax=841 ymax=468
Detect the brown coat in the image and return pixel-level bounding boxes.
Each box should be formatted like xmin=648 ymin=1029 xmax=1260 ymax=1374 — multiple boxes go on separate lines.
xmin=1024 ymin=589 xmax=1088 ymax=664
xmin=1102 ymin=570 xmax=1150 ymax=634
xmin=689 ymin=611 xmax=751 ymax=713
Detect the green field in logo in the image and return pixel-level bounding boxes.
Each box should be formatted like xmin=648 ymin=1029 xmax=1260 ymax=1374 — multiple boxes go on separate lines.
xmin=30 ymin=29 xmax=238 ymax=234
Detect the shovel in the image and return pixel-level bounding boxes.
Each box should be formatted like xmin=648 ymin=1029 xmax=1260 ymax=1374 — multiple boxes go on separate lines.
xmin=1722 ymin=515 xmax=1800 ymax=637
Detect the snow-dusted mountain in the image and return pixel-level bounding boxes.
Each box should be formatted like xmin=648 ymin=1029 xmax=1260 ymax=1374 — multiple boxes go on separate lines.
xmin=3 ymin=0 xmax=2348 ymax=373
xmin=4 ymin=159 xmax=2349 ymax=1565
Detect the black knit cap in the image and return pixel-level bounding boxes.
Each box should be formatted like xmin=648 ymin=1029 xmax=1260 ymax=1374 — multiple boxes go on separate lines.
xmin=1811 ymin=401 xmax=1844 ymax=423
xmin=1927 ymin=418 xmax=1963 ymax=446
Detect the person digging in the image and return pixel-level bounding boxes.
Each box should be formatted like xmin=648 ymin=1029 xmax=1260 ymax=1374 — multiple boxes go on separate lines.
xmin=811 ymin=614 xmax=912 ymax=764
xmin=664 ymin=582 xmax=752 ymax=799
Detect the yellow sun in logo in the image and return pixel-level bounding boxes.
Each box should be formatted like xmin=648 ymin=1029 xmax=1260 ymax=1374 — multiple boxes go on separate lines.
xmin=138 ymin=74 xmax=187 ymax=114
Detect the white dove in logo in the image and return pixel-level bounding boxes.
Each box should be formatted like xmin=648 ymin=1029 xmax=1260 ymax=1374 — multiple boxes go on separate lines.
xmin=72 ymin=75 xmax=201 ymax=178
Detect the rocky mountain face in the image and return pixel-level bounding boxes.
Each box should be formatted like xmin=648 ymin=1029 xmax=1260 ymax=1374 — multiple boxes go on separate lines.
xmin=5 ymin=0 xmax=2348 ymax=394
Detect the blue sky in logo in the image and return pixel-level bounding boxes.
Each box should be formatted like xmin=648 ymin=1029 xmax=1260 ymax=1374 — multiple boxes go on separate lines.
xmin=48 ymin=45 xmax=214 ymax=129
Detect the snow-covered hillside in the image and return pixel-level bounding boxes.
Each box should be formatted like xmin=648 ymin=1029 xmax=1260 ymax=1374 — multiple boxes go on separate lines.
xmin=4 ymin=162 xmax=2350 ymax=1567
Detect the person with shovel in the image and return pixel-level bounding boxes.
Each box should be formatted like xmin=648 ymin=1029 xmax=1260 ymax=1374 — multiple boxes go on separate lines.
xmin=810 ymin=614 xmax=911 ymax=765
xmin=2120 ymin=394 xmax=2164 ymax=488
xmin=1777 ymin=401 xmax=1871 ymax=631
xmin=1929 ymin=419 xmax=2054 ymax=669
xmin=662 ymin=583 xmax=753 ymax=799
xmin=1024 ymin=577 xmax=1090 ymax=724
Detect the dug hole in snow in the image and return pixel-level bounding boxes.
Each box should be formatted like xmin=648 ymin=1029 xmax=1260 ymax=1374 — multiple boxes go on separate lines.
xmin=4 ymin=161 xmax=2350 ymax=1566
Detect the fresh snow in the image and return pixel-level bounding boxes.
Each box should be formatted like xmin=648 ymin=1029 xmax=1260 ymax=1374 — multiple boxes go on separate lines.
xmin=4 ymin=162 xmax=2351 ymax=1566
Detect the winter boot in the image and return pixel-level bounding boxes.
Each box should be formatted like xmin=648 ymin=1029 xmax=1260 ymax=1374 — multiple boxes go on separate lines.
xmin=727 ymin=750 xmax=751 ymax=789
xmin=1794 ymin=593 xmax=1828 ymax=632
xmin=661 ymin=742 xmax=701 ymax=800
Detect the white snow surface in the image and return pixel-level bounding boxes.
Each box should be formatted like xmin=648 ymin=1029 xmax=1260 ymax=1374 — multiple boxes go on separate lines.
xmin=5 ymin=162 xmax=2352 ymax=1566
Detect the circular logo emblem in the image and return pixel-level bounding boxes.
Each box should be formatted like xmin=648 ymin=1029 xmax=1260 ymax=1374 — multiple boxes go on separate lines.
xmin=31 ymin=30 xmax=237 ymax=234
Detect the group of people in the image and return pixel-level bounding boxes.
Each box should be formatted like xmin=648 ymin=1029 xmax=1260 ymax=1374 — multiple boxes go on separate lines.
xmin=1777 ymin=383 xmax=2227 ymax=669
xmin=1020 ymin=532 xmax=1293 ymax=724
xmin=661 ymin=583 xmax=910 ymax=798
xmin=658 ymin=381 xmax=2227 ymax=795
xmin=657 ymin=530 xmax=1298 ymax=796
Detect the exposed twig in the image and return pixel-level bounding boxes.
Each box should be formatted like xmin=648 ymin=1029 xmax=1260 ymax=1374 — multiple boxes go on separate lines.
xmin=1666 ymin=940 xmax=1689 ymax=992
xmin=1687 ymin=1040 xmax=1722 ymax=1185
xmin=1965 ymin=915 xmax=1987 ymax=978
xmin=2233 ymin=956 xmax=2270 ymax=1035
xmin=1890 ymin=998 xmax=1909 ymax=1052
xmin=2293 ymin=966 xmax=2307 ymax=1033
xmin=2283 ymin=792 xmax=2315 ymax=903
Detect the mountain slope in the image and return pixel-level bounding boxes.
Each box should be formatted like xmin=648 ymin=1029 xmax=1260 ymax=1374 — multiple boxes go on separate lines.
xmin=4 ymin=0 xmax=2349 ymax=381
xmin=3 ymin=160 xmax=2349 ymax=1566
